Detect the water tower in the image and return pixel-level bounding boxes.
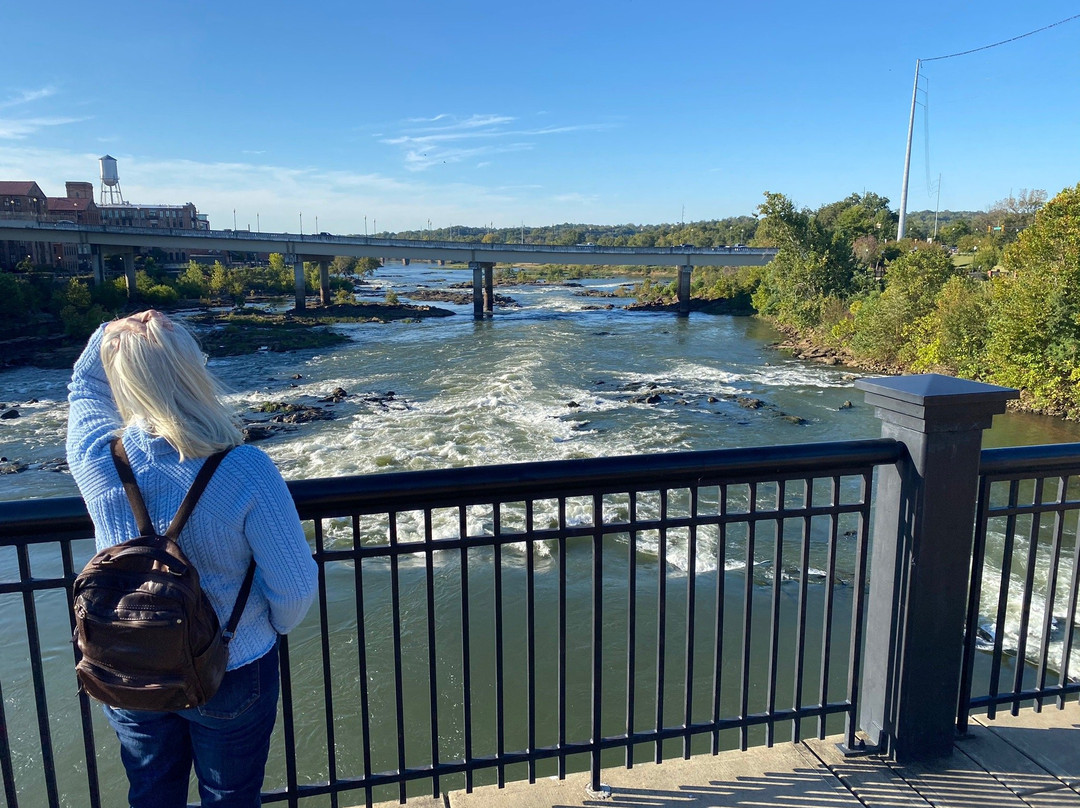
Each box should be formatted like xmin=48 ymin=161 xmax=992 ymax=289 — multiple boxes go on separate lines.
xmin=99 ymin=155 xmax=125 ymax=205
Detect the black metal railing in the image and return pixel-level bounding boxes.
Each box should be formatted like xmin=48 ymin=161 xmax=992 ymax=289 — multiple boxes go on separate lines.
xmin=959 ymin=443 xmax=1080 ymax=730
xmin=0 ymin=439 xmax=900 ymax=808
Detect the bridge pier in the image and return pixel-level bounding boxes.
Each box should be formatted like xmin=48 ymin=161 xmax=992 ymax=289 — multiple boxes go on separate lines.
xmin=290 ymin=255 xmax=305 ymax=311
xmin=470 ymin=261 xmax=494 ymax=318
xmin=402 ymin=258 xmax=410 ymax=266
xmin=121 ymin=250 xmax=136 ymax=302
xmin=677 ymin=265 xmax=693 ymax=316
xmin=90 ymin=246 xmax=104 ymax=286
xmin=856 ymin=375 xmax=1017 ymax=761
xmin=319 ymin=260 xmax=331 ymax=306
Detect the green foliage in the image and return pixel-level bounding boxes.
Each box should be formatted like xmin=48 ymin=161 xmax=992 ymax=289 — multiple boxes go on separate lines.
xmin=60 ymin=279 xmax=109 ymax=338
xmin=176 ymin=262 xmax=209 ymax=299
xmin=881 ymin=244 xmax=959 ymax=306
xmin=385 ymin=290 xmax=399 ymax=306
xmin=843 ymin=244 xmax=960 ymax=366
xmin=981 ymin=184 xmax=1080 ymax=415
xmin=0 ymin=271 xmax=32 ymax=334
xmin=751 ymin=192 xmax=860 ymax=328
xmin=356 ymin=256 xmax=381 ymax=274
xmin=906 ymin=276 xmax=990 ymax=376
xmin=268 ymin=253 xmax=292 ymax=288
xmin=848 ymin=290 xmax=911 ymax=363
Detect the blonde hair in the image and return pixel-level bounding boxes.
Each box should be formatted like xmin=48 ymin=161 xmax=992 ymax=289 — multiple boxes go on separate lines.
xmin=101 ymin=314 xmax=242 ymax=460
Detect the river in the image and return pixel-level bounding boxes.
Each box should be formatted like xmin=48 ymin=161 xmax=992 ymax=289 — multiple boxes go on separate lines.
xmin=3 ymin=262 xmax=1080 ymax=806
xmin=6 ymin=262 xmax=1078 ymax=502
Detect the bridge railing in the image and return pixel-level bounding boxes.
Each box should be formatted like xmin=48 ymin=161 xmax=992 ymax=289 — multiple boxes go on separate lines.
xmin=959 ymin=443 xmax=1080 ymax=727
xmin=1 ymin=440 xmax=898 ymax=808
xmin=5 ymin=374 xmax=1080 ymax=808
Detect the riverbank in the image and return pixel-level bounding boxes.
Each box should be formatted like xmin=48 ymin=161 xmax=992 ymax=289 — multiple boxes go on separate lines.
xmin=191 ymin=302 xmax=455 ymax=356
xmin=0 ymin=299 xmax=459 ymax=369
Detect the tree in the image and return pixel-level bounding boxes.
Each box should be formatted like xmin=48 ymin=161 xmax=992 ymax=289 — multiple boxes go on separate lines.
xmin=176 ymin=262 xmax=209 ymax=299
xmin=882 ymin=244 xmax=959 ymax=306
xmin=988 ymin=189 xmax=1048 ymax=241
xmin=268 ymin=253 xmax=292 ymax=289
xmin=906 ymin=275 xmax=990 ymax=377
xmin=845 ymin=244 xmax=959 ymax=366
xmin=983 ymin=184 xmax=1080 ymax=415
xmin=356 ymin=256 xmax=381 ymax=275
xmin=751 ymin=192 xmax=860 ymax=328
xmin=330 ymin=256 xmax=359 ymax=275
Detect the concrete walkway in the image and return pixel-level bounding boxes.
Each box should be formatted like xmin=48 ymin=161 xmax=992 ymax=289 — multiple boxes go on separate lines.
xmin=368 ymin=705 xmax=1079 ymax=807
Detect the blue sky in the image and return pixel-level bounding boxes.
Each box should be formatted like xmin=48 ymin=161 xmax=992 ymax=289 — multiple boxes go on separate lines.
xmin=1 ymin=1 xmax=1077 ymax=234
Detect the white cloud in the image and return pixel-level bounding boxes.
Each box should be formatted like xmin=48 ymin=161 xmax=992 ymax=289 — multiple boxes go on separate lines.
xmin=0 ymin=117 xmax=86 ymax=139
xmin=0 ymin=86 xmax=84 ymax=139
xmin=381 ymin=113 xmax=613 ymax=172
xmin=0 ymin=87 xmax=57 ymax=109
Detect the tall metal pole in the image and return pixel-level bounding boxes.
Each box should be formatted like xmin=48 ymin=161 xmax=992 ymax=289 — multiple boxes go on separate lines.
xmin=897 ymin=59 xmax=921 ymax=241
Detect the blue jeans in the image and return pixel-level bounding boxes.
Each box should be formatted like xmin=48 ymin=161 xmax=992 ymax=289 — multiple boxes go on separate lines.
xmin=103 ymin=646 xmax=279 ymax=808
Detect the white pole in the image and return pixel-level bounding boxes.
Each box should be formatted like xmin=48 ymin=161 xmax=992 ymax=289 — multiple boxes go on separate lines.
xmin=897 ymin=59 xmax=921 ymax=241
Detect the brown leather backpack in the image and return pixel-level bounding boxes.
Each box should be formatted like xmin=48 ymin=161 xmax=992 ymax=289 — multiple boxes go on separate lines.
xmin=72 ymin=439 xmax=255 ymax=711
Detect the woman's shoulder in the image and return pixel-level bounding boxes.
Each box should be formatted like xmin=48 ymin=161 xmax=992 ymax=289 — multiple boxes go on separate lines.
xmin=218 ymin=443 xmax=289 ymax=484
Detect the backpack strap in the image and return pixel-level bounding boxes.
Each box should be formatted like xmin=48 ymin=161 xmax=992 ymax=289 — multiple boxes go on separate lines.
xmin=110 ymin=438 xmax=229 ymax=540
xmin=110 ymin=437 xmax=255 ymax=644
xmin=164 ymin=450 xmax=230 ymax=541
xmin=222 ymin=559 xmax=257 ymax=644
xmin=110 ymin=437 xmax=156 ymax=536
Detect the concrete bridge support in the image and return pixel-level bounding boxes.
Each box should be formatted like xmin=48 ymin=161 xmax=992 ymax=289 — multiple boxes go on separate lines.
xmin=121 ymin=250 xmax=136 ymax=302
xmin=470 ymin=261 xmax=494 ymax=318
xmin=90 ymin=246 xmax=104 ymax=286
xmin=318 ymin=260 xmax=330 ymax=306
xmin=402 ymin=258 xmax=410 ymax=266
xmin=855 ymin=375 xmax=1017 ymax=762
xmin=290 ymin=255 xmax=305 ymax=311
xmin=677 ymin=265 xmax=693 ymax=316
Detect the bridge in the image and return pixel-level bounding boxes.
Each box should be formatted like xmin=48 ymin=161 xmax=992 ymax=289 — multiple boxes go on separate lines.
xmin=0 ymin=220 xmax=777 ymax=316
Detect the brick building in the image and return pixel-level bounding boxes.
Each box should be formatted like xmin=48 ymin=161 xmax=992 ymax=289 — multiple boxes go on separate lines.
xmin=0 ymin=181 xmax=50 ymax=268
xmin=0 ymin=176 xmax=210 ymax=271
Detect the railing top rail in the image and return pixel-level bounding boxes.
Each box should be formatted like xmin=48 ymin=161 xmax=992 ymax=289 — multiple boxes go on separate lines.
xmin=286 ymin=438 xmax=902 ymax=518
xmin=979 ymin=442 xmax=1080 ymax=477
xmin=0 ymin=439 xmax=901 ymax=543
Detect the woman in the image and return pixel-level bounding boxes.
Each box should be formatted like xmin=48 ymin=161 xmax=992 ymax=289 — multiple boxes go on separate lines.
xmin=67 ymin=310 xmax=318 ymax=808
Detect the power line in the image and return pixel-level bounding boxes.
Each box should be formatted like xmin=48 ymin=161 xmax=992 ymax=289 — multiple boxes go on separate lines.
xmin=898 ymin=12 xmax=1080 ymax=238
xmin=923 ymin=13 xmax=1080 ymax=62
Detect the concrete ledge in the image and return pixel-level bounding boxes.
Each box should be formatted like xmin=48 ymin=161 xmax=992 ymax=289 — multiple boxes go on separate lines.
xmin=444 ymin=742 xmax=860 ymax=808
xmin=357 ymin=707 xmax=1079 ymax=808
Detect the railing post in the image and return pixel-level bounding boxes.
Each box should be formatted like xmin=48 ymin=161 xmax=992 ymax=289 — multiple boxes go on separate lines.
xmin=855 ymin=374 xmax=1016 ymax=760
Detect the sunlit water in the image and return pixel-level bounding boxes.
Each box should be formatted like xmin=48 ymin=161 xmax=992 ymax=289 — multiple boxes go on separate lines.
xmin=3 ymin=263 xmax=1080 ymax=805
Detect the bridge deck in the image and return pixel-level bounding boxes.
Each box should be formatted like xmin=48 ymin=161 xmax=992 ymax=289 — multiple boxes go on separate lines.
xmin=0 ymin=220 xmax=776 ymax=266
xmin=373 ymin=706 xmax=1080 ymax=807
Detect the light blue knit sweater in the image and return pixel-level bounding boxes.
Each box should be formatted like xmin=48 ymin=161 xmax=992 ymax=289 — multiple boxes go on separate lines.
xmin=67 ymin=325 xmax=318 ymax=669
